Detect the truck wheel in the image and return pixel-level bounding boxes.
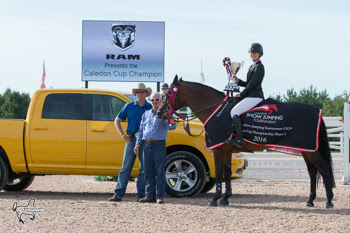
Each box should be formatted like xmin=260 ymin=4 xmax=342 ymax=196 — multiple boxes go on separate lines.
xmin=4 ymin=175 xmax=35 ymax=191
xmin=200 ymin=177 xmax=216 ymax=193
xmin=165 ymin=151 xmax=206 ymax=197
xmin=0 ymin=156 xmax=9 ymax=191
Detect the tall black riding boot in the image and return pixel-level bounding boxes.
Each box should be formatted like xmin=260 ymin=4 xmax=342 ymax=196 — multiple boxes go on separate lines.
xmin=225 ymin=115 xmax=243 ymax=148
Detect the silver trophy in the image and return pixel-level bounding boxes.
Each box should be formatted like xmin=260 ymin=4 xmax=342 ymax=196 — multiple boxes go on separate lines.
xmin=223 ymin=57 xmax=244 ymax=93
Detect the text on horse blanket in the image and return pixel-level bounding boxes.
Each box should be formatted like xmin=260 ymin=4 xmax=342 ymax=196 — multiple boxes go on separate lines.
xmin=204 ymin=98 xmax=322 ymax=153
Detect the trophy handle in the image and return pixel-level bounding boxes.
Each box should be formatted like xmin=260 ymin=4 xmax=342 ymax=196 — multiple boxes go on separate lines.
xmin=238 ymin=61 xmax=245 ymax=74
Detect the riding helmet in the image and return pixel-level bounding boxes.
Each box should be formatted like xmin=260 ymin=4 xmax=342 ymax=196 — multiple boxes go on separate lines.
xmin=162 ymin=83 xmax=169 ymax=89
xmin=249 ymin=43 xmax=263 ymax=56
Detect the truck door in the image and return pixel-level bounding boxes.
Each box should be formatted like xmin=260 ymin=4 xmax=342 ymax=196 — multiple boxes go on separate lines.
xmin=29 ymin=93 xmax=87 ymax=171
xmin=86 ymin=94 xmax=128 ymax=174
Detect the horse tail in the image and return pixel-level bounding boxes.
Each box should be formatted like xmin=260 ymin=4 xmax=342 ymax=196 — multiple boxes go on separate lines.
xmin=318 ymin=118 xmax=336 ymax=188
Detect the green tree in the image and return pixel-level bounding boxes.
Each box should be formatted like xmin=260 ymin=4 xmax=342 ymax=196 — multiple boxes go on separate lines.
xmin=0 ymin=88 xmax=31 ymax=119
xmin=322 ymin=92 xmax=349 ymax=117
xmin=270 ymin=85 xmax=348 ymax=117
xmin=269 ymin=93 xmax=283 ymax=102
xmin=283 ymin=87 xmax=298 ymax=102
xmin=0 ymin=93 xmax=3 ymax=107
xmin=282 ymin=85 xmax=329 ymax=110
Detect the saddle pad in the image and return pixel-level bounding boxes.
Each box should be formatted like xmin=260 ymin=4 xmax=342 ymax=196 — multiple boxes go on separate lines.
xmin=204 ymin=98 xmax=322 ymax=154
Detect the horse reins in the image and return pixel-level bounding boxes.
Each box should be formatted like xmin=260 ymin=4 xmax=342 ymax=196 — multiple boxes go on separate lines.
xmin=166 ymin=84 xmax=235 ymax=137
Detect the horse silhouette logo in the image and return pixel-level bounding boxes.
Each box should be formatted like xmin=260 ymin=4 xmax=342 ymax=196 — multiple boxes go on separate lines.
xmin=247 ymin=104 xmax=278 ymax=115
xmin=12 ymin=197 xmax=44 ymax=224
xmin=111 ymin=24 xmax=136 ymax=50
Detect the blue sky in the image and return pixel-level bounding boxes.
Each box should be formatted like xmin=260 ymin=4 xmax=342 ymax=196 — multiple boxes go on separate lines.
xmin=1 ymin=0 xmax=349 ymax=98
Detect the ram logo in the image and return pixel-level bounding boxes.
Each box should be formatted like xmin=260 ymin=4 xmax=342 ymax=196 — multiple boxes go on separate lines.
xmin=111 ymin=24 xmax=136 ymax=50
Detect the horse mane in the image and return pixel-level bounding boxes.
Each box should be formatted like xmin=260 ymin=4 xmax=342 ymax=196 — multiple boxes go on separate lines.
xmin=178 ymin=78 xmax=226 ymax=97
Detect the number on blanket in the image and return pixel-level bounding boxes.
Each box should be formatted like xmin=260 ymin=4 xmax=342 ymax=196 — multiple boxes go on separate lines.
xmin=253 ymin=136 xmax=267 ymax=143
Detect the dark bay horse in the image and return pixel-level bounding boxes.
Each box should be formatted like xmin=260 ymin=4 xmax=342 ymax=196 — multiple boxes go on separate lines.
xmin=158 ymin=75 xmax=335 ymax=208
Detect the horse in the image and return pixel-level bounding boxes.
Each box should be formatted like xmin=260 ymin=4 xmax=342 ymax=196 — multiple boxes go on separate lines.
xmin=157 ymin=75 xmax=335 ymax=208
xmin=12 ymin=197 xmax=36 ymax=224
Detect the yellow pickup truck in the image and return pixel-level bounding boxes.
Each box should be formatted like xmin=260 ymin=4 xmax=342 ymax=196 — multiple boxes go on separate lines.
xmin=0 ymin=89 xmax=246 ymax=197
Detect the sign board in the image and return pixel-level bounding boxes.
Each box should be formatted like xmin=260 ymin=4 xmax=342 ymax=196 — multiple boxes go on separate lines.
xmin=82 ymin=20 xmax=165 ymax=82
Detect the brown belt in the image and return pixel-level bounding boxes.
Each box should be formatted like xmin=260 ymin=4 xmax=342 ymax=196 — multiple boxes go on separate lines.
xmin=145 ymin=140 xmax=162 ymax=144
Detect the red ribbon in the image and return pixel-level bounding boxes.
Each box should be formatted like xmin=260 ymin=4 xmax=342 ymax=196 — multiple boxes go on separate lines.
xmin=167 ymin=85 xmax=186 ymax=124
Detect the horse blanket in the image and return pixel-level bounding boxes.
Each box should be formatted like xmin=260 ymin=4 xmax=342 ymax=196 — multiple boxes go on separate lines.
xmin=204 ymin=98 xmax=322 ymax=155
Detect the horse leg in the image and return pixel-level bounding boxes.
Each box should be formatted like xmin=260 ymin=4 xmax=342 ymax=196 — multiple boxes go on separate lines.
xmin=303 ymin=152 xmax=334 ymax=208
xmin=302 ymin=155 xmax=317 ymax=207
xmin=207 ymin=151 xmax=225 ymax=206
xmin=219 ymin=152 xmax=232 ymax=206
xmin=318 ymin=160 xmax=334 ymax=209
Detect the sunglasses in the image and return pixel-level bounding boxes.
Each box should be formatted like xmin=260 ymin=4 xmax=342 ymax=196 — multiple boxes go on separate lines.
xmin=136 ymin=91 xmax=145 ymax=94
xmin=150 ymin=98 xmax=160 ymax=102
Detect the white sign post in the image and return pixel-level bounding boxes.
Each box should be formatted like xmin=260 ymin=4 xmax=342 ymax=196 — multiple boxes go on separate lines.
xmin=82 ymin=20 xmax=165 ymax=83
xmin=343 ymin=103 xmax=349 ymax=184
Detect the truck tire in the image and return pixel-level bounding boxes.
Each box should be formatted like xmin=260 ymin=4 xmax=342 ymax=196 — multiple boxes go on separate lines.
xmin=165 ymin=151 xmax=206 ymax=197
xmin=4 ymin=175 xmax=35 ymax=191
xmin=200 ymin=177 xmax=216 ymax=193
xmin=0 ymin=156 xmax=9 ymax=191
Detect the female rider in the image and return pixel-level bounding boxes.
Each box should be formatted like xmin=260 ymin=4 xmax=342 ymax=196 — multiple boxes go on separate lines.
xmin=226 ymin=43 xmax=265 ymax=148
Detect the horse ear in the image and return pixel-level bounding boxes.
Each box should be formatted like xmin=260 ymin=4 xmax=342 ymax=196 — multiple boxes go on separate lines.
xmin=179 ymin=77 xmax=183 ymax=82
xmin=173 ymin=75 xmax=179 ymax=85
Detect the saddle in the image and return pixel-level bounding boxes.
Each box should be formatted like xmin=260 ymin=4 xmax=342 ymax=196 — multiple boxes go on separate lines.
xmin=204 ymin=98 xmax=322 ymax=155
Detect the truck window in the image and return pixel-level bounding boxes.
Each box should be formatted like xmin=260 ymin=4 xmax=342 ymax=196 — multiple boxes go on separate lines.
xmin=91 ymin=94 xmax=125 ymax=121
xmin=42 ymin=94 xmax=84 ymax=120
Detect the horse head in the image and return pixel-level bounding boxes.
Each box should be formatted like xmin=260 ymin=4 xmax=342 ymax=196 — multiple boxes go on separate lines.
xmin=157 ymin=95 xmax=169 ymax=120
xmin=157 ymin=75 xmax=186 ymax=122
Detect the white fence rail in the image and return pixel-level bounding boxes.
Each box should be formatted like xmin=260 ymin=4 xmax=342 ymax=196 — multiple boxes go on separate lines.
xmin=243 ymin=116 xmax=347 ymax=182
xmin=179 ymin=105 xmax=350 ymax=184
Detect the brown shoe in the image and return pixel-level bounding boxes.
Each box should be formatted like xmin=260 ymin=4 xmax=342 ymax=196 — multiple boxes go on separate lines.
xmin=139 ymin=197 xmax=156 ymax=203
xmin=136 ymin=196 xmax=144 ymax=202
xmin=156 ymin=198 xmax=164 ymax=204
xmin=108 ymin=196 xmax=122 ymax=202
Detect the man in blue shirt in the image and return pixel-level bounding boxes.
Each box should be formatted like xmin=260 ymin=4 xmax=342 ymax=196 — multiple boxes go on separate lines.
xmin=134 ymin=92 xmax=177 ymax=204
xmin=109 ymin=83 xmax=152 ymax=202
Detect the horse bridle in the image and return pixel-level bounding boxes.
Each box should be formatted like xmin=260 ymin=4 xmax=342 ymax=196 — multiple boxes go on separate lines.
xmin=165 ymin=84 xmax=234 ymax=137
xmin=166 ymin=85 xmax=186 ymax=123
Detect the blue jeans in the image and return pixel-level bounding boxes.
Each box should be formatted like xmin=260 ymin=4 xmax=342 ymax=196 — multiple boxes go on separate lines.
xmin=143 ymin=140 xmax=166 ymax=199
xmin=114 ymin=137 xmax=145 ymax=198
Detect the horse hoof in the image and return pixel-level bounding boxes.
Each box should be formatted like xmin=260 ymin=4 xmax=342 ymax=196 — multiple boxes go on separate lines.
xmin=219 ymin=199 xmax=229 ymax=206
xmin=325 ymin=203 xmax=334 ymax=209
xmin=305 ymin=202 xmax=314 ymax=207
xmin=207 ymin=200 xmax=218 ymax=207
